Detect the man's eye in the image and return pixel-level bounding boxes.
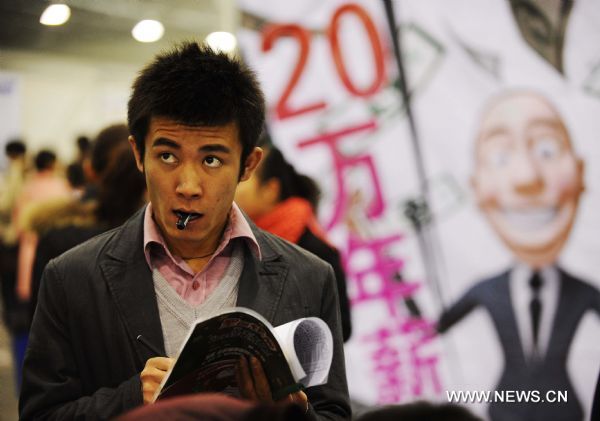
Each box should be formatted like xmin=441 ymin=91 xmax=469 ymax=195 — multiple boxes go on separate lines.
xmin=204 ymin=156 xmax=223 ymax=168
xmin=160 ymin=153 xmax=176 ymax=163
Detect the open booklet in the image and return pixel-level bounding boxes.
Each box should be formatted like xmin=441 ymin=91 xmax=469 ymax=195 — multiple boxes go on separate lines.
xmin=154 ymin=307 xmax=334 ymax=402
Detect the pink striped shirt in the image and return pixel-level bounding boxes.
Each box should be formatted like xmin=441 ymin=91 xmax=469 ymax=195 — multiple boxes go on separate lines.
xmin=143 ymin=202 xmax=260 ymax=306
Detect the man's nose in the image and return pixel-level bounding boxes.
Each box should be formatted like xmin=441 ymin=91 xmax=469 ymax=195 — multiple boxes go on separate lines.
xmin=175 ymin=164 xmax=203 ymax=199
xmin=512 ymin=152 xmax=543 ymax=195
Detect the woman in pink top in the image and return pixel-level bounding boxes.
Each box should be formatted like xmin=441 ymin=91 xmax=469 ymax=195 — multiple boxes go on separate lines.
xmin=14 ymin=150 xmax=72 ymax=302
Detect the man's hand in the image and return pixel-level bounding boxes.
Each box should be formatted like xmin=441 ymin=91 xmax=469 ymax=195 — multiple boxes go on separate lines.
xmin=236 ymin=355 xmax=308 ymax=413
xmin=140 ymin=357 xmax=174 ymax=404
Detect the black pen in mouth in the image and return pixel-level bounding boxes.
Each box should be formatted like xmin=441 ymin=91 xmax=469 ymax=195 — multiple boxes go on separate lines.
xmin=174 ymin=211 xmax=202 ymax=230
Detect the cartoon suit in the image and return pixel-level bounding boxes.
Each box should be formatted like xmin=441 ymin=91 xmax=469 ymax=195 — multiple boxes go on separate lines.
xmin=438 ymin=90 xmax=599 ymax=421
xmin=439 ymin=267 xmax=600 ymax=421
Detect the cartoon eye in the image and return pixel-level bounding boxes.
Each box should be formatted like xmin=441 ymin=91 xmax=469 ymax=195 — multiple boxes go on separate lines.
xmin=533 ymin=137 xmax=559 ymax=160
xmin=204 ymin=156 xmax=223 ymax=168
xmin=160 ymin=152 xmax=177 ymax=164
xmin=489 ymin=150 xmax=510 ymax=168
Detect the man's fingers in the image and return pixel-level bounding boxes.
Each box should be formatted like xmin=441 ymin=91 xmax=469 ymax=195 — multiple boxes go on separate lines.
xmin=140 ymin=357 xmax=174 ymax=404
xmin=236 ymin=356 xmax=258 ymax=400
xmin=147 ymin=357 xmax=174 ymax=371
xmin=141 ymin=365 xmax=167 ymax=383
xmin=236 ymin=356 xmax=273 ymax=402
xmin=286 ymin=391 xmax=308 ymax=413
xmin=141 ymin=358 xmax=173 ymax=379
xmin=249 ymin=356 xmax=272 ymax=401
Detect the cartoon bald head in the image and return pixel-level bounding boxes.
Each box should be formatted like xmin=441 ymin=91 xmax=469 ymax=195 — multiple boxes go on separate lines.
xmin=472 ymin=90 xmax=585 ymax=268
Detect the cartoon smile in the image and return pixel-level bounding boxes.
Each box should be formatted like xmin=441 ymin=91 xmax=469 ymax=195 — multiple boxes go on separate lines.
xmin=501 ymin=207 xmax=558 ymax=231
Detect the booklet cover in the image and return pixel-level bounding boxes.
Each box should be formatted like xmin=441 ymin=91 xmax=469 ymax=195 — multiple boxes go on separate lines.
xmin=155 ymin=307 xmax=333 ymax=402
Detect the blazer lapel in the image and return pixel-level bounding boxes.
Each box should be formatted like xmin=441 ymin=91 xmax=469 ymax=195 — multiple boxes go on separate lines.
xmin=545 ymin=269 xmax=581 ymax=360
xmin=236 ymin=222 xmax=289 ymax=324
xmin=97 ymin=208 xmax=290 ymax=361
xmin=99 ymin=208 xmax=165 ymax=363
xmin=494 ymin=272 xmax=528 ymax=366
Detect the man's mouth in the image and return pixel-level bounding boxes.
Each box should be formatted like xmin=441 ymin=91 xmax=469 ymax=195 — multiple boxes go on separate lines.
xmin=501 ymin=207 xmax=557 ymax=230
xmin=174 ymin=210 xmax=202 ymax=230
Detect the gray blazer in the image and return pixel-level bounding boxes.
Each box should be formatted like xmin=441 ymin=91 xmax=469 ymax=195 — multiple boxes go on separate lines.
xmin=20 ymin=207 xmax=351 ymax=420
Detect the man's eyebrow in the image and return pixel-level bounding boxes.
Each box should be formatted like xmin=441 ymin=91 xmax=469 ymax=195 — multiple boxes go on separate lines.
xmin=150 ymin=139 xmax=232 ymax=154
xmin=199 ymin=144 xmax=231 ymax=154
xmin=151 ymin=138 xmax=180 ymax=149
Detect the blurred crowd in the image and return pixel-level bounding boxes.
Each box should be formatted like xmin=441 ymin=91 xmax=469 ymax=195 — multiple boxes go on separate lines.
xmin=0 ymin=125 xmax=147 ymax=390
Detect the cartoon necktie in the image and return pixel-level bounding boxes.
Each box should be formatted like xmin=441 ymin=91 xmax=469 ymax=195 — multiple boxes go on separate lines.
xmin=529 ymin=271 xmax=543 ymax=357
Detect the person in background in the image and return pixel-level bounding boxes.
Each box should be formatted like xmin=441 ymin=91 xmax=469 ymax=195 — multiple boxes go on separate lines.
xmin=75 ymin=135 xmax=91 ymax=164
xmin=0 ymin=139 xmax=29 ymax=391
xmin=0 ymin=140 xmax=28 ymax=246
xmin=20 ymin=42 xmax=350 ymax=420
xmin=19 ymin=125 xmax=132 ymax=312
xmin=13 ymin=150 xmax=72 ymax=303
xmin=81 ymin=124 xmax=131 ymax=202
xmin=65 ymin=162 xmax=86 ymax=198
xmin=28 ymin=139 xmax=146 ymax=324
xmin=10 ymin=149 xmax=71 ymax=387
xmin=235 ymin=144 xmax=352 ymax=341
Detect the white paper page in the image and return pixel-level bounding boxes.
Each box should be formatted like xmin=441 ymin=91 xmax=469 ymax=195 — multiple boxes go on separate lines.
xmin=273 ymin=319 xmax=307 ymax=381
xmin=274 ymin=317 xmax=333 ymax=387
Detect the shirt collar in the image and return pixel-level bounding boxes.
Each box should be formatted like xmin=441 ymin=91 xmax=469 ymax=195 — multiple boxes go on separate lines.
xmin=143 ymin=202 xmax=261 ymax=269
xmin=510 ymin=262 xmax=559 ymax=289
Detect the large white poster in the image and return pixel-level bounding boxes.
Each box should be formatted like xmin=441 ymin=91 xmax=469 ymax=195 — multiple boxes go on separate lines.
xmin=237 ymin=1 xmax=600 ymax=419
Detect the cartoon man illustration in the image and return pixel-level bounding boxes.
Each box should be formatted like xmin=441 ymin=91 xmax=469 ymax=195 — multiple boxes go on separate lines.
xmin=438 ymin=90 xmax=600 ymax=421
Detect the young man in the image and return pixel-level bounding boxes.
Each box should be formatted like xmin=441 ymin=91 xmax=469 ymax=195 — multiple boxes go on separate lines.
xmin=19 ymin=43 xmax=350 ymax=420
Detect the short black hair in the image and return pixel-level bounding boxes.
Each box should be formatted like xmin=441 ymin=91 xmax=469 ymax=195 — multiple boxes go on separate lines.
xmin=34 ymin=150 xmax=56 ymax=171
xmin=76 ymin=135 xmax=91 ymax=154
xmin=127 ymin=41 xmax=265 ymax=174
xmin=66 ymin=162 xmax=85 ymax=189
xmin=91 ymin=124 xmax=130 ymax=175
xmin=5 ymin=140 xmax=26 ymax=158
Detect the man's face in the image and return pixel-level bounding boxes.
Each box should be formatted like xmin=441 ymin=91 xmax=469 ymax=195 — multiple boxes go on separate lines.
xmin=472 ymin=92 xmax=584 ymax=268
xmin=129 ymin=117 xmax=261 ymax=257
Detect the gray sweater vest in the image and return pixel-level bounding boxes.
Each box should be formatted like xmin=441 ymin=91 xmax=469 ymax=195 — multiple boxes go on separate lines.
xmin=152 ymin=243 xmax=243 ymax=357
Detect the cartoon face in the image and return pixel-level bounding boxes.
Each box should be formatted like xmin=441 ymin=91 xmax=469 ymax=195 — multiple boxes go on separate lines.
xmin=129 ymin=117 xmax=261 ymax=258
xmin=472 ymin=92 xmax=584 ymax=268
